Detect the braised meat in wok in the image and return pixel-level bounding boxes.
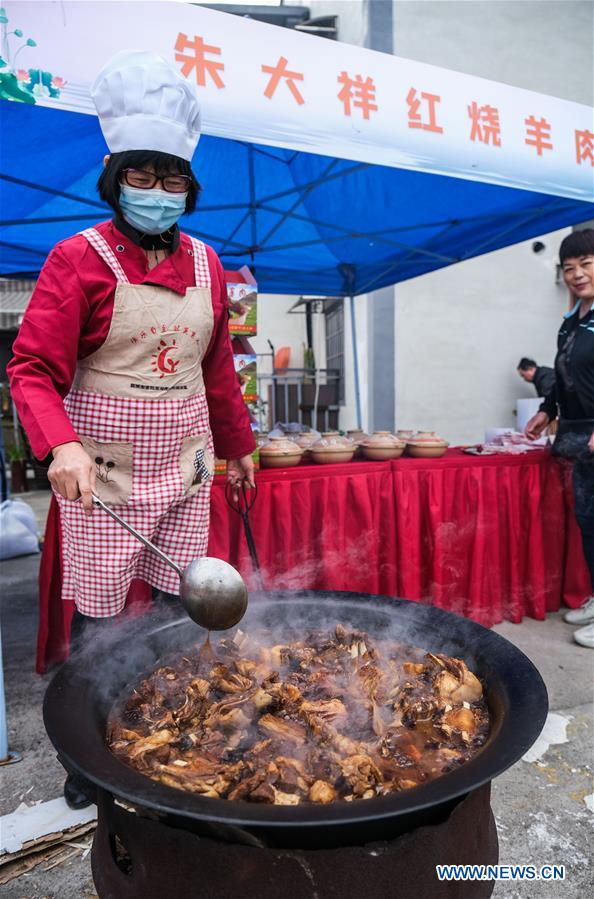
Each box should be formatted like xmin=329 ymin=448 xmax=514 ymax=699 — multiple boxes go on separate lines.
xmin=107 ymin=625 xmax=489 ymax=804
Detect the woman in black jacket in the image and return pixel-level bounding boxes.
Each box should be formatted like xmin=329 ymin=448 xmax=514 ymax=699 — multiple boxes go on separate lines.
xmin=526 ymin=229 xmax=594 ymax=649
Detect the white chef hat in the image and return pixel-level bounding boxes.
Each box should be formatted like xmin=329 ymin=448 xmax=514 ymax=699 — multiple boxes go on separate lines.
xmin=91 ymin=50 xmax=201 ymax=161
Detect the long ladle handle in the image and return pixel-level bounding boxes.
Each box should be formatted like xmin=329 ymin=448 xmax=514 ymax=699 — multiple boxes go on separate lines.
xmin=92 ymin=494 xmax=184 ymax=579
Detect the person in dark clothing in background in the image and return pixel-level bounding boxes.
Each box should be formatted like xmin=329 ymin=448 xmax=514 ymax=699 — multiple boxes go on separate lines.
xmin=526 ymin=229 xmax=594 ymax=649
xmin=517 ymin=357 xmax=556 ymax=398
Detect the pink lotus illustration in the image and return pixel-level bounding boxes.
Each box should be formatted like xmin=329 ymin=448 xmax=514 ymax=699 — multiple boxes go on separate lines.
xmin=51 ymin=76 xmax=66 ymax=89
xmin=16 ymin=69 xmax=30 ymax=82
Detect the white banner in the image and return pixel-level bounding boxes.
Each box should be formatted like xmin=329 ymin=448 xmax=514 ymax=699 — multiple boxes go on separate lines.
xmin=2 ymin=0 xmax=593 ymax=201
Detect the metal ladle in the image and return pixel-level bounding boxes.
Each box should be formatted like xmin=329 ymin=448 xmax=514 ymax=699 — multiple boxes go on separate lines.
xmin=92 ymin=495 xmax=248 ymax=631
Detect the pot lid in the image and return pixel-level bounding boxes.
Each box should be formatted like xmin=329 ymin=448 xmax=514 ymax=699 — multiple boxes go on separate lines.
xmin=361 ymin=430 xmax=405 ymax=448
xmin=260 ymin=436 xmax=304 ymax=455
xmin=312 ymin=433 xmax=354 ymax=449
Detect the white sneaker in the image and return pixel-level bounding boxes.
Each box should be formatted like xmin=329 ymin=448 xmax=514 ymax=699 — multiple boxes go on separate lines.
xmin=574 ymin=622 xmax=594 ymax=649
xmin=564 ymin=596 xmax=594 ymax=624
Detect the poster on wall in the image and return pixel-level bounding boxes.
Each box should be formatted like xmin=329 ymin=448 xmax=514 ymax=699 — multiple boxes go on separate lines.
xmin=233 ymin=354 xmax=258 ymax=403
xmin=227 ymin=283 xmax=257 ymax=336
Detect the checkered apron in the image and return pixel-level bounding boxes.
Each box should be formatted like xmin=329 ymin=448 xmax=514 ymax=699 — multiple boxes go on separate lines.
xmin=56 ymin=229 xmax=215 ymax=617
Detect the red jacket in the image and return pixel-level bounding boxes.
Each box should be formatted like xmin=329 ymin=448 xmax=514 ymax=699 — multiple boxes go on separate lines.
xmin=8 ymin=220 xmax=255 ymax=461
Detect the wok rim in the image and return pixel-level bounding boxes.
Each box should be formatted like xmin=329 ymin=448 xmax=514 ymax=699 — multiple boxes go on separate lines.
xmin=44 ymin=591 xmax=548 ymax=828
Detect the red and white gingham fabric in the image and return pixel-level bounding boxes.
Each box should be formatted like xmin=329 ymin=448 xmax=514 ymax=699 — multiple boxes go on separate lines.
xmin=80 ymin=229 xmax=211 ymax=289
xmin=191 ymin=236 xmax=211 ymax=289
xmin=56 ymin=229 xmax=213 ymax=617
xmin=81 ymin=228 xmax=130 ymax=283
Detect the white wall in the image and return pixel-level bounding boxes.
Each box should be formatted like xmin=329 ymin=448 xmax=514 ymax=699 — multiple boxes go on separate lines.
xmin=250 ymin=293 xmax=331 ymax=429
xmin=253 ymin=291 xmax=370 ymax=432
xmin=250 ymin=294 xmax=307 ymax=376
xmin=393 ymin=1 xmax=593 ymax=106
xmin=343 ymin=293 xmax=370 ymax=431
xmin=394 ymin=227 xmax=571 ymax=444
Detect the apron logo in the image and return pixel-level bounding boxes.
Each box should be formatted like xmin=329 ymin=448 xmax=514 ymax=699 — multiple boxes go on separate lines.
xmin=152 ymin=338 xmax=180 ymax=378
xmin=95 ymin=456 xmax=115 ymax=483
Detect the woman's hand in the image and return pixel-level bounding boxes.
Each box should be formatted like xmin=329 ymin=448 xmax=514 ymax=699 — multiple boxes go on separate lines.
xmin=525 ymin=411 xmax=551 ymax=441
xmin=48 ymin=441 xmax=96 ymax=515
xmin=589 ymin=431 xmax=594 ymax=453
xmin=227 ymin=455 xmax=255 ymax=501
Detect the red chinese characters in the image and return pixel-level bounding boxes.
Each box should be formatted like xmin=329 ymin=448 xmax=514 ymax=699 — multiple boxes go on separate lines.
xmin=130 ymin=325 xmax=197 ymax=345
xmin=468 ymin=102 xmax=501 ymax=146
xmin=525 ymin=115 xmax=553 ymax=155
xmin=175 ymin=33 xmax=225 ymax=89
xmin=407 ymin=88 xmax=443 ymax=133
xmin=262 ymin=57 xmax=305 ymax=105
xmin=337 ymin=72 xmax=378 ymax=120
xmin=170 ymin=34 xmax=589 ymax=172
xmin=575 ymin=129 xmax=594 ymax=166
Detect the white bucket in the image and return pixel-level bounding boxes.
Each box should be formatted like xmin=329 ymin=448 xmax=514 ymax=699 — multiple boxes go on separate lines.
xmin=516 ymin=397 xmax=542 ymax=433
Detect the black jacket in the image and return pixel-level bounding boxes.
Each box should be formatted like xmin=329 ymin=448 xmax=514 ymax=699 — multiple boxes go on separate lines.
xmin=532 ymin=365 xmax=556 ymax=398
xmin=541 ymin=304 xmax=594 ymax=420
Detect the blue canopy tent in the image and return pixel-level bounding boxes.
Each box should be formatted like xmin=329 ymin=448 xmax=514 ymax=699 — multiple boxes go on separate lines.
xmin=2 ymin=101 xmax=593 ymax=294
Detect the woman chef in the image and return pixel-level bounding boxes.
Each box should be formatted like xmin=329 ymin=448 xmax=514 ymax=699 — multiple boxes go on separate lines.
xmin=8 ymin=51 xmax=255 ymax=805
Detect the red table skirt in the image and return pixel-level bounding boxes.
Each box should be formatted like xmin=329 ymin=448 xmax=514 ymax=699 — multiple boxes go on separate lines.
xmin=36 ymin=450 xmax=590 ymax=672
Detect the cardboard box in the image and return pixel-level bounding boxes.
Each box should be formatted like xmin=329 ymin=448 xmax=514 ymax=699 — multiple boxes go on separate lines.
xmin=234 ymin=354 xmax=258 ymax=403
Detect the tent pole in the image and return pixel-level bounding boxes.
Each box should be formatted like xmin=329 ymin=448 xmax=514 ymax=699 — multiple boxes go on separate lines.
xmin=349 ymin=294 xmax=362 ymax=430
xmin=0 ymin=616 xmax=22 ymax=765
xmin=248 ymin=144 xmax=257 ymax=264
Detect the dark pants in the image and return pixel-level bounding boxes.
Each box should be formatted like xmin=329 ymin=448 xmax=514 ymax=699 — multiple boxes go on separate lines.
xmin=69 ymin=609 xmax=113 ymax=652
xmin=573 ymin=461 xmax=594 ymax=593
xmin=69 ymin=588 xmax=180 ymax=652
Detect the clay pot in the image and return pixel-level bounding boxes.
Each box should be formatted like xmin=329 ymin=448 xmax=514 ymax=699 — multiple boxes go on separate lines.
xmin=310 ymin=432 xmax=356 ymax=465
xmin=396 ymin=429 xmax=415 ymax=441
xmin=293 ymin=431 xmax=319 ymax=462
xmin=296 ymin=432 xmax=319 ymax=446
xmin=259 ymin=435 xmax=304 ymax=469
xmin=346 ymin=429 xmax=370 ymax=459
xmin=360 ymin=430 xmax=406 ymax=461
xmin=407 ymin=445 xmax=449 ymax=458
xmin=415 ymin=430 xmax=441 ymax=441
xmin=407 ymin=431 xmax=449 ymax=459
xmin=346 ymin=429 xmax=368 ymax=443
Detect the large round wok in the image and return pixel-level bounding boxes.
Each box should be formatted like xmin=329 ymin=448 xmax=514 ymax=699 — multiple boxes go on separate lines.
xmin=44 ymin=591 xmax=548 ymax=847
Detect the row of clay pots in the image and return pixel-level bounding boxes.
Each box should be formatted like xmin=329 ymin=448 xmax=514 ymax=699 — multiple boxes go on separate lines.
xmin=347 ymin=429 xmax=449 ymax=459
xmin=258 ymin=433 xmax=354 ymax=467
xmin=259 ymin=429 xmax=449 ymax=468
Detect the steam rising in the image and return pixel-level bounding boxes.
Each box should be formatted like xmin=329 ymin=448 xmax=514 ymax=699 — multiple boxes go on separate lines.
xmin=105 ymin=615 xmax=489 ymax=805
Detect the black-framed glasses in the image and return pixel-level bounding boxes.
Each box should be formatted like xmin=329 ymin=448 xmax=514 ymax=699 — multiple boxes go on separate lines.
xmin=122 ymin=168 xmax=191 ymax=193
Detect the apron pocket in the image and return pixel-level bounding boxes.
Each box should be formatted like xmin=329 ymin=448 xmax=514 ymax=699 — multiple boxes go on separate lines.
xmin=179 ymin=434 xmax=214 ymax=496
xmin=80 ymin=437 xmax=133 ymax=506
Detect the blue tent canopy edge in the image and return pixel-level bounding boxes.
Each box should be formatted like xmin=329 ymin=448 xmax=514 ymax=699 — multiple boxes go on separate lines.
xmin=1 ymin=101 xmax=593 ymax=295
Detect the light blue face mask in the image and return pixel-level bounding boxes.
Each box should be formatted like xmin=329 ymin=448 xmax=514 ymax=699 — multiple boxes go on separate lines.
xmin=119 ymin=185 xmax=188 ymax=235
